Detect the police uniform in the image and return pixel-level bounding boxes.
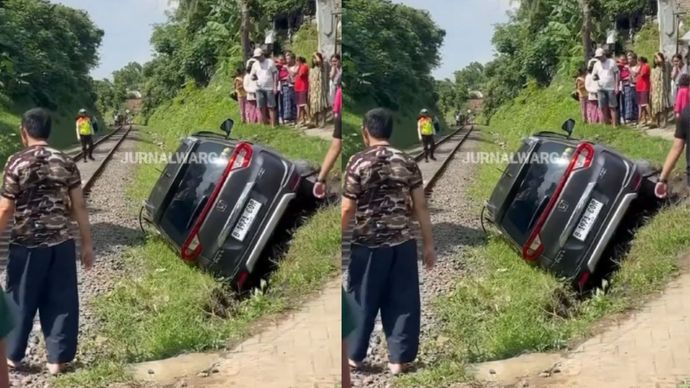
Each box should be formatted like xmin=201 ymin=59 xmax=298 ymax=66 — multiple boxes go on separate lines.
xmin=343 ymin=145 xmax=423 ymax=364
xmin=1 ymin=146 xmax=82 ymax=364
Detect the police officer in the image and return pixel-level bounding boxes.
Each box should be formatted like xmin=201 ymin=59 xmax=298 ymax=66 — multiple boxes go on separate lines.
xmin=75 ymin=109 xmax=95 ymax=162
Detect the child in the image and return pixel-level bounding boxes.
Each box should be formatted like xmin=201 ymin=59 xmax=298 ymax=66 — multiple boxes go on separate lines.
xmin=575 ymin=66 xmax=588 ymax=123
xmin=294 ymin=56 xmax=310 ymax=128
xmin=234 ymin=68 xmax=247 ymax=124
xmin=243 ymin=60 xmax=259 ymax=124
xmin=585 ymin=59 xmax=601 ymax=124
xmin=0 ymin=288 xmax=13 ymax=388
xmin=675 ymin=73 xmax=690 ymax=118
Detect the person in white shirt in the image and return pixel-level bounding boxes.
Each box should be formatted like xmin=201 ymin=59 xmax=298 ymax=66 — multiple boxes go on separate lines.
xmin=592 ymin=48 xmax=620 ymax=127
xmin=249 ymin=48 xmax=278 ymax=127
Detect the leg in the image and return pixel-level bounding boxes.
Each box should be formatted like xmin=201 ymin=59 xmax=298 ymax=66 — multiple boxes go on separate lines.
xmin=239 ymin=96 xmax=247 ymax=123
xmin=87 ymin=136 xmax=95 ymax=159
xmin=39 ymin=240 xmax=78 ymax=364
xmin=346 ymin=244 xmax=393 ymax=362
xmin=80 ymin=137 xmax=88 ymax=162
xmin=266 ymin=92 xmax=277 ymax=127
xmin=4 ymin=244 xmax=50 ymax=363
xmin=380 ymin=240 xmax=420 ymax=364
xmin=429 ymin=136 xmax=436 ymax=159
xmin=609 ymin=91 xmax=618 ymax=128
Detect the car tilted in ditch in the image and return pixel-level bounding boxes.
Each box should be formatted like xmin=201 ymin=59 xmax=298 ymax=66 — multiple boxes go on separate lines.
xmin=141 ymin=119 xmax=320 ymax=291
xmin=484 ymin=119 xmax=658 ymax=288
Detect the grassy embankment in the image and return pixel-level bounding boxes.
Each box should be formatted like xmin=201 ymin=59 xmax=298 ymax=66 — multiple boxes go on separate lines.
xmin=56 ymin=59 xmax=340 ymax=388
xmin=398 ymin=73 xmax=690 ymax=386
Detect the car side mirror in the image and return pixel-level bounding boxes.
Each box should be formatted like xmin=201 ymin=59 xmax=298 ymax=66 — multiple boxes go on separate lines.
xmin=220 ymin=118 xmax=234 ymax=138
xmin=561 ymin=119 xmax=575 ymax=138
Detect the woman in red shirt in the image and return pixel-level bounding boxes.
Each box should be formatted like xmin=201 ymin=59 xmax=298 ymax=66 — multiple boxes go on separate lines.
xmin=294 ymin=56 xmax=310 ymax=127
xmin=636 ymin=56 xmax=651 ymax=126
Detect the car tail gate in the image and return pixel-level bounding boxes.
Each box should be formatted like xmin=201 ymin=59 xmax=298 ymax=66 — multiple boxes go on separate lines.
xmin=191 ymin=146 xmax=293 ymax=268
xmin=536 ymin=145 xmax=637 ymax=273
xmin=145 ymin=138 xmax=195 ymax=221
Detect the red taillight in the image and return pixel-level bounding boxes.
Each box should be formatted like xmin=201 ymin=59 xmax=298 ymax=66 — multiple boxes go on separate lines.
xmin=522 ymin=142 xmax=595 ymax=261
xmin=236 ymin=271 xmax=249 ymax=289
xmin=181 ymin=142 xmax=254 ymax=262
xmin=288 ymin=172 xmax=301 ymax=191
xmin=578 ymin=271 xmax=590 ymax=289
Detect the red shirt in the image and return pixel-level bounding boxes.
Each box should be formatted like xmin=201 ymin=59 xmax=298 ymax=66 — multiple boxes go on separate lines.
xmin=636 ymin=63 xmax=651 ymax=92
xmin=676 ymin=86 xmax=690 ymax=115
xmin=294 ymin=64 xmax=310 ymax=93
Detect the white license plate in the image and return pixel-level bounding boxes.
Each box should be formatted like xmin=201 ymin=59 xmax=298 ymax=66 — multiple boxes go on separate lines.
xmin=231 ymin=199 xmax=262 ymax=242
xmin=572 ymin=198 xmax=603 ymax=241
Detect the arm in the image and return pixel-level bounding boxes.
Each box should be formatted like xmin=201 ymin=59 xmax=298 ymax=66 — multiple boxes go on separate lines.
xmin=0 ymin=197 xmax=14 ymax=237
xmin=411 ymin=186 xmax=436 ymax=269
xmin=317 ymin=138 xmax=342 ymax=183
xmin=659 ymin=138 xmax=685 ymax=182
xmin=75 ymin=121 xmax=80 ymax=140
xmin=417 ymin=121 xmax=422 ymax=140
xmin=69 ymin=186 xmax=93 ymax=270
xmin=341 ymin=196 xmax=356 ymax=233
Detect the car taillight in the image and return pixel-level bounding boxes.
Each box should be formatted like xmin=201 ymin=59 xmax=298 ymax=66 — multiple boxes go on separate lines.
xmin=522 ymin=142 xmax=595 ymax=261
xmin=578 ymin=271 xmax=590 ymax=289
xmin=181 ymin=142 xmax=254 ymax=262
xmin=288 ymin=172 xmax=301 ymax=191
xmin=236 ymin=271 xmax=249 ymax=290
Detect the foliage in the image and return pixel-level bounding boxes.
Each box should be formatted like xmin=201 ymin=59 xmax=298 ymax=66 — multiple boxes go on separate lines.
xmin=140 ymin=0 xmax=315 ymax=118
xmin=0 ymin=0 xmax=103 ymax=108
xmin=343 ymin=0 xmax=445 ymax=110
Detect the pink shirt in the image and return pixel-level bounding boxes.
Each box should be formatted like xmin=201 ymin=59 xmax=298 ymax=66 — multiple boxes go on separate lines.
xmin=676 ymin=86 xmax=690 ymax=115
xmin=333 ymin=86 xmax=342 ymax=115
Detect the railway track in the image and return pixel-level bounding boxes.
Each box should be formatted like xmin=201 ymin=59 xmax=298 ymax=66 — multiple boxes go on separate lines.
xmin=0 ymin=125 xmax=133 ymax=268
xmin=342 ymin=125 xmax=475 ymax=266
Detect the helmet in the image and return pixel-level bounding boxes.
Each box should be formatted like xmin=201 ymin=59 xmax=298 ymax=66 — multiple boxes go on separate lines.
xmin=78 ymin=108 xmax=87 ymax=115
xmin=420 ymin=108 xmax=429 ymax=115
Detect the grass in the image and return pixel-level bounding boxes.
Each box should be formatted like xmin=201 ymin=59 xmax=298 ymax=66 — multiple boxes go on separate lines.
xmin=55 ymin=56 xmax=340 ymax=386
xmin=398 ymin=76 xmax=690 ymax=387
xmin=343 ymin=94 xmax=449 ymax=162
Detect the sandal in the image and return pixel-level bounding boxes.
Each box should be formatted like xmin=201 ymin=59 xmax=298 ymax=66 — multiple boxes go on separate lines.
xmin=348 ymin=359 xmax=363 ymax=369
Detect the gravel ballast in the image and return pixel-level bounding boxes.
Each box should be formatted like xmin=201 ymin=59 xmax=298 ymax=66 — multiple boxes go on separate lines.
xmin=350 ymin=132 xmax=484 ymax=387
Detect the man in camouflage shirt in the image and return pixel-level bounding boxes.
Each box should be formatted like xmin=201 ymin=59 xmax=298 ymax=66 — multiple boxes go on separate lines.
xmin=342 ymin=108 xmax=436 ymax=375
xmin=0 ymin=108 xmax=94 ymax=375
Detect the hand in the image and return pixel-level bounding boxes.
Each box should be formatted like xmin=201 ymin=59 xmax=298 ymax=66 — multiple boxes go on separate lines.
xmin=655 ymin=181 xmax=668 ymax=199
xmin=422 ymin=244 xmax=436 ymax=270
xmin=81 ymin=246 xmax=94 ymax=270
xmin=313 ymin=181 xmax=327 ymax=199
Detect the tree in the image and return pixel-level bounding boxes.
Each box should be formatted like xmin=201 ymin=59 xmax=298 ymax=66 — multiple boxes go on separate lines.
xmin=239 ymin=0 xmax=251 ymax=62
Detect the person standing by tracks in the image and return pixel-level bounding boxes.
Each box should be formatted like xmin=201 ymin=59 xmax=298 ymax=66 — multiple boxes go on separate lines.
xmin=417 ymin=108 xmax=436 ymax=162
xmin=342 ymin=108 xmax=436 ymax=375
xmin=75 ymin=108 xmax=95 ymax=162
xmin=0 ymin=108 xmax=94 ymax=376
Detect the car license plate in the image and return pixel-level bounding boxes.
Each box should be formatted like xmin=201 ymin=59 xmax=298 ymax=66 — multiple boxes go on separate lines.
xmin=231 ymin=199 xmax=262 ymax=242
xmin=573 ymin=198 xmax=603 ymax=242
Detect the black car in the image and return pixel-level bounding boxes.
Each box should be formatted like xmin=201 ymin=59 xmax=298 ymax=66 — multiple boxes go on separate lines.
xmin=485 ymin=120 xmax=657 ymax=288
xmin=142 ymin=119 xmax=319 ymax=290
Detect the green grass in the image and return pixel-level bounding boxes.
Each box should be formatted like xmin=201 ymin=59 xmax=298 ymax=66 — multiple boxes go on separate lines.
xmin=343 ymin=94 xmax=449 ymax=162
xmin=631 ymin=22 xmax=659 ymax=60
xmin=290 ymin=23 xmax=319 ymax=59
xmin=56 ymin=62 xmax=340 ymax=387
xmin=398 ymin=76 xmax=690 ymax=387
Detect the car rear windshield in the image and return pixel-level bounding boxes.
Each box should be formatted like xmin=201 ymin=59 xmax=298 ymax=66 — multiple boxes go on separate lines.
xmin=159 ymin=141 xmax=233 ymax=245
xmin=501 ymin=141 xmax=572 ymax=246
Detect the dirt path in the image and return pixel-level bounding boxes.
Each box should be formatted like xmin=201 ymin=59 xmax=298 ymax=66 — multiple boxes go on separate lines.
xmin=131 ymin=278 xmax=341 ymax=388
xmin=470 ymin=265 xmax=690 ymax=388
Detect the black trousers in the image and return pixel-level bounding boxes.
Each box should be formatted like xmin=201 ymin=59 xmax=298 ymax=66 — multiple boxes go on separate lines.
xmin=422 ymin=135 xmax=435 ymax=160
xmin=80 ymin=135 xmax=94 ymax=158
xmin=4 ymin=239 xmax=79 ymax=363
xmin=346 ymin=239 xmax=420 ymax=363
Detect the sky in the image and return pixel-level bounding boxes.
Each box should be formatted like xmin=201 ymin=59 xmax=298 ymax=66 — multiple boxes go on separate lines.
xmin=52 ymin=0 xmax=175 ymax=80
xmin=394 ymin=0 xmax=516 ymax=80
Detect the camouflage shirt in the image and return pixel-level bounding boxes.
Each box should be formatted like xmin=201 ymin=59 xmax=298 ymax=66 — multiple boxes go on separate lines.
xmin=1 ymin=145 xmax=82 ymax=247
xmin=343 ymin=145 xmax=423 ymax=248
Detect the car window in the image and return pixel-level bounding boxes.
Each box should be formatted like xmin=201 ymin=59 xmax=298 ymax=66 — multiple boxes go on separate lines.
xmin=501 ymin=141 xmax=572 ymax=246
xmin=159 ymin=141 xmax=233 ymax=245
